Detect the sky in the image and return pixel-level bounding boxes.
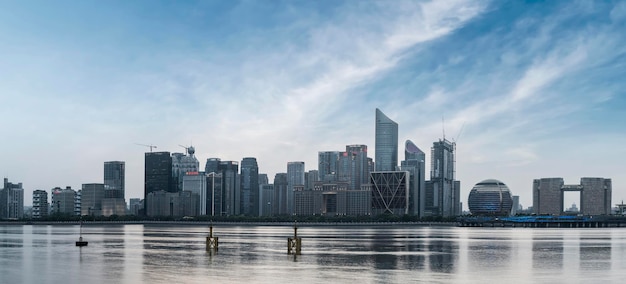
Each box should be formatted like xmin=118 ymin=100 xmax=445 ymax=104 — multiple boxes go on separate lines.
xmin=1 ymin=0 xmax=625 ymax=210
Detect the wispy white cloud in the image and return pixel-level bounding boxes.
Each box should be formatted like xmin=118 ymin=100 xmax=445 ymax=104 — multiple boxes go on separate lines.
xmin=384 ymin=1 xmax=626 ymax=207
xmin=171 ymin=0 xmax=490 ymax=159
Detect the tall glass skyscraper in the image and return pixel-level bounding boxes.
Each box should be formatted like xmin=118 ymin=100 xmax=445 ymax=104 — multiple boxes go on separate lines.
xmin=219 ymin=161 xmax=240 ymax=216
xmin=401 ymin=140 xmax=426 ymax=217
xmin=145 ymin=152 xmax=173 ymax=194
xmin=287 ymin=162 xmax=305 ymax=215
xmin=205 ymin=158 xmax=221 ymax=174
xmin=375 ymin=108 xmax=398 ymax=171
xmin=240 ymin=157 xmax=259 ymax=216
xmin=104 ymin=161 xmax=125 ymax=199
xmin=273 ymin=173 xmax=288 ymax=215
xmin=145 ymin=152 xmax=173 ymax=215
xmin=318 ymin=151 xmax=341 ymax=182
xmin=340 ymin=145 xmax=369 ymax=190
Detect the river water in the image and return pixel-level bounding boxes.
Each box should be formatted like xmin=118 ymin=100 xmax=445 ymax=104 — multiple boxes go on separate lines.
xmin=1 ymin=224 xmax=625 ymax=283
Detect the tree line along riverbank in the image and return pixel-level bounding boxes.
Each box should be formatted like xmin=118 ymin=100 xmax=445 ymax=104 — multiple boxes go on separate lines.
xmin=1 ymin=213 xmax=458 ymax=225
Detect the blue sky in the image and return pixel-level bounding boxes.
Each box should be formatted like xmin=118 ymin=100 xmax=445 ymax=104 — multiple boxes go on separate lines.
xmin=1 ymin=0 xmax=625 ymax=210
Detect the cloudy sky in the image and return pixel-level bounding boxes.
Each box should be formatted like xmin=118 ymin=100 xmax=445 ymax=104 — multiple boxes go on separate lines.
xmin=1 ymin=0 xmax=625 ymax=210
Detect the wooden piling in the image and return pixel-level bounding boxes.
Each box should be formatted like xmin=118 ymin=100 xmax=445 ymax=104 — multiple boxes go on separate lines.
xmin=287 ymin=221 xmax=301 ymax=255
xmin=206 ymin=222 xmax=218 ymax=251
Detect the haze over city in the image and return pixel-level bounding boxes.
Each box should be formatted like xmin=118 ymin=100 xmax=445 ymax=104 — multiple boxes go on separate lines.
xmin=1 ymin=0 xmax=625 ymax=209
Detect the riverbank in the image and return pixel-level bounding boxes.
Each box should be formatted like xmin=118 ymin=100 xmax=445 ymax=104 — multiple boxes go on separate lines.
xmin=0 ymin=220 xmax=457 ymax=227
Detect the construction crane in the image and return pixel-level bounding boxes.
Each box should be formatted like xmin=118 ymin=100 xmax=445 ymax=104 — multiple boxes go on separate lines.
xmin=135 ymin=143 xmax=157 ymax=152
xmin=452 ymin=122 xmax=465 ymax=144
xmin=179 ymin=144 xmax=196 ymax=155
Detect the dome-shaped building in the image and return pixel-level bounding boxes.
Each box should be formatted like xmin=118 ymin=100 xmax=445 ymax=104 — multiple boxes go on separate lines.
xmin=468 ymin=179 xmax=513 ymax=216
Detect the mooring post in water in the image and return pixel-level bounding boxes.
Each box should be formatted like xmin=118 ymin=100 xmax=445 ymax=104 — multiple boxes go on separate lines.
xmin=206 ymin=221 xmax=218 ymax=251
xmin=287 ymin=220 xmax=301 ymax=255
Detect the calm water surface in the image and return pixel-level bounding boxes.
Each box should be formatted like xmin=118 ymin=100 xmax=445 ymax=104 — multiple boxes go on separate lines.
xmin=1 ymin=224 xmax=625 ymax=283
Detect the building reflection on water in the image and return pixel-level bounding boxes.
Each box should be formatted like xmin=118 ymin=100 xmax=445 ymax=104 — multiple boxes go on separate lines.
xmin=100 ymin=225 xmax=126 ymax=281
xmin=579 ymin=236 xmax=611 ymax=271
xmin=428 ymin=238 xmax=458 ymax=273
xmin=532 ymin=234 xmax=564 ymax=270
xmin=467 ymin=234 xmax=512 ymax=271
xmin=0 ymin=225 xmax=23 ymax=248
xmin=1 ymin=225 xmax=626 ymax=283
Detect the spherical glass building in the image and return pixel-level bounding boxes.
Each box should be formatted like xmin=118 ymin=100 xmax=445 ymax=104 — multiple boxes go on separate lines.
xmin=468 ymin=179 xmax=513 ymax=216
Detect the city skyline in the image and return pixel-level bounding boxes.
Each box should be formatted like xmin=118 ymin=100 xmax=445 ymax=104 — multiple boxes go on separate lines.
xmin=1 ymin=1 xmax=625 ymax=210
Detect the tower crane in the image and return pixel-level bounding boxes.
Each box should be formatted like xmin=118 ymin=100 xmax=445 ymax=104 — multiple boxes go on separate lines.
xmin=179 ymin=144 xmax=195 ymax=156
xmin=135 ymin=143 xmax=157 ymax=152
xmin=452 ymin=122 xmax=465 ymax=144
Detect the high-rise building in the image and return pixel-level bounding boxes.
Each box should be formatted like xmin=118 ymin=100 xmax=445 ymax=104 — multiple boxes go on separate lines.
xmin=0 ymin=187 xmax=4 ymax=219
xmin=32 ymin=190 xmax=49 ymax=219
xmin=205 ymin=158 xmax=221 ymax=174
xmin=258 ymin=173 xmax=272 ymax=216
xmin=240 ymin=157 xmax=259 ymax=216
xmin=401 ymin=140 xmax=426 ymax=217
xmin=259 ymin=184 xmax=274 ymax=216
xmin=427 ymin=139 xmax=461 ymax=217
xmin=287 ymin=162 xmax=305 ymax=215
xmin=533 ymin=177 xmax=612 ymax=215
xmin=183 ymin=171 xmax=206 ymax=216
xmin=145 ymin=151 xmax=173 ymax=215
xmin=305 ymin=170 xmax=319 ymax=190
xmin=219 ymin=161 xmax=240 ymax=216
xmin=273 ymin=173 xmax=288 ymax=215
xmin=104 ymin=161 xmax=125 ymax=198
xmin=259 ymin=174 xmax=269 ymax=186
xmin=51 ymin=187 xmax=76 ymax=215
xmin=145 ymin=151 xmax=174 ymax=194
xmin=370 ymin=171 xmax=409 ymax=215
xmin=580 ymin=177 xmax=612 ymax=215
xmin=206 ymin=172 xmax=223 ymax=216
xmin=172 ymin=147 xmax=199 ymax=192
xmin=201 ymin=160 xmax=240 ymax=216
xmin=532 ymin=178 xmax=565 ymax=215
xmin=318 ymin=151 xmax=341 ymax=182
xmin=103 ymin=161 xmax=126 ymax=216
xmin=339 ymin=145 xmax=369 ymax=190
xmin=375 ymin=108 xmax=398 ymax=172
xmin=74 ymin=190 xmax=81 ymax=216
xmin=81 ymin=183 xmax=104 ymax=216
xmin=1 ymin=178 xmax=24 ymax=219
